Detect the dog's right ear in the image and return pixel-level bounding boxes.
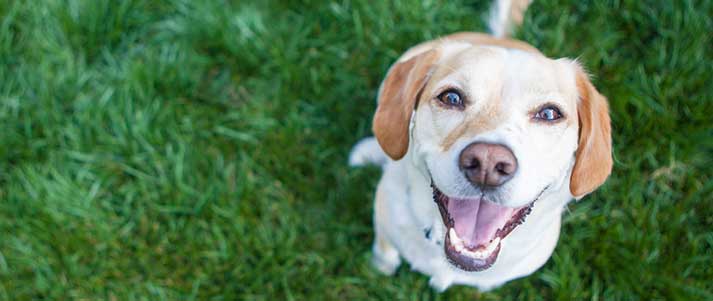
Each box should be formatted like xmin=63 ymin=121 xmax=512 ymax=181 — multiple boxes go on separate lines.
xmin=373 ymin=49 xmax=440 ymax=160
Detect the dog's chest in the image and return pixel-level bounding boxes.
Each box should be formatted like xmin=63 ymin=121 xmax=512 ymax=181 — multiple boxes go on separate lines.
xmin=383 ymin=177 xmax=449 ymax=273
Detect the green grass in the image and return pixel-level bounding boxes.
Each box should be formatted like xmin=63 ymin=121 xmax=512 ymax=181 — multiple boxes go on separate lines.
xmin=0 ymin=0 xmax=711 ymax=299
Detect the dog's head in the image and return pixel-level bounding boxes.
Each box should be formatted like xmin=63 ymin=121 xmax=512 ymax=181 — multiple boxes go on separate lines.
xmin=373 ymin=41 xmax=612 ymax=271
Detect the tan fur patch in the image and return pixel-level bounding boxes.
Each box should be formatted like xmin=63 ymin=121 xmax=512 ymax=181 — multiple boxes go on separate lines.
xmin=373 ymin=50 xmax=440 ymax=160
xmin=398 ymin=32 xmax=541 ymax=64
xmin=440 ymin=100 xmax=503 ymax=152
xmin=570 ymin=68 xmax=613 ymax=197
xmin=441 ymin=32 xmax=541 ymax=54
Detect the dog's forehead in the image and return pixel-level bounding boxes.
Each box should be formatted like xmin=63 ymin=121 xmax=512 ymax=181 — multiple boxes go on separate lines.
xmin=500 ymin=51 xmax=579 ymax=100
xmin=430 ymin=46 xmax=504 ymax=87
xmin=430 ymin=46 xmax=574 ymax=95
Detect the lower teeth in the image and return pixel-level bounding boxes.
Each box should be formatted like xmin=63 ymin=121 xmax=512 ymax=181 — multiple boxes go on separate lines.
xmin=449 ymin=228 xmax=500 ymax=259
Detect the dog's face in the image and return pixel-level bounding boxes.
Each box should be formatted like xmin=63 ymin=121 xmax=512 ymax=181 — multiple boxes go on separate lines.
xmin=373 ymin=41 xmax=612 ymax=272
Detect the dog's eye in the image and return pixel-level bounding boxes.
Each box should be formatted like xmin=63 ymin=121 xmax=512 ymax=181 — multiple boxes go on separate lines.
xmin=534 ymin=106 xmax=563 ymax=121
xmin=437 ymin=90 xmax=464 ymax=108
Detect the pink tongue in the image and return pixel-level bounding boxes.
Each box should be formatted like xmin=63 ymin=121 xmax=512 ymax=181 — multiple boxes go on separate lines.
xmin=448 ymin=197 xmax=515 ymax=247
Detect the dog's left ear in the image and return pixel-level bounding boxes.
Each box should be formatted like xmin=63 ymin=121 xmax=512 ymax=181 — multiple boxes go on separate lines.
xmin=570 ymin=67 xmax=613 ymax=199
xmin=372 ymin=49 xmax=440 ymax=160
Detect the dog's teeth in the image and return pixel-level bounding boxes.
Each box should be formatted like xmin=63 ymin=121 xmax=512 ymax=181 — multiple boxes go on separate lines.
xmin=487 ymin=237 xmax=501 ymax=254
xmin=450 ymin=229 xmax=465 ymax=251
xmin=449 ymin=228 xmax=503 ymax=260
xmin=449 ymin=230 xmax=502 ymax=260
xmin=449 ymin=228 xmax=457 ymax=243
xmin=449 ymin=228 xmax=461 ymax=245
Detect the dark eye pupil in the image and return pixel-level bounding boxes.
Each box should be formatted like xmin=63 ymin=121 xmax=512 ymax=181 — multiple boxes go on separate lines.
xmin=447 ymin=92 xmax=460 ymax=104
xmin=437 ymin=90 xmax=464 ymax=108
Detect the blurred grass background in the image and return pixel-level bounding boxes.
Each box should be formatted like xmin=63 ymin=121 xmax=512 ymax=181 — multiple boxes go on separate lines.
xmin=0 ymin=0 xmax=711 ymax=299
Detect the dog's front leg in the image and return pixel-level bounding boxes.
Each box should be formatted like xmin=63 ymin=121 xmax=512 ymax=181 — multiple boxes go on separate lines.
xmin=371 ymin=189 xmax=401 ymax=275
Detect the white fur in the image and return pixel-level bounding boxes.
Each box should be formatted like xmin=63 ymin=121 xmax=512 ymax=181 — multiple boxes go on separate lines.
xmin=353 ymin=40 xmax=586 ymax=291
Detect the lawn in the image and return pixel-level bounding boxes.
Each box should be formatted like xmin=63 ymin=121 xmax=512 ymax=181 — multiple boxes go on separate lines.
xmin=0 ymin=0 xmax=711 ymax=300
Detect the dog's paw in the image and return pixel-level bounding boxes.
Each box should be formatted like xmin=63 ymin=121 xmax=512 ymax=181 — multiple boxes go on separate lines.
xmin=428 ymin=275 xmax=453 ymax=292
xmin=371 ymin=244 xmax=401 ymax=275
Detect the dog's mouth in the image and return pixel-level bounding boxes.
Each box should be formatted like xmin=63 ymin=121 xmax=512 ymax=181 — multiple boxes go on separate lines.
xmin=432 ymin=183 xmax=541 ymax=272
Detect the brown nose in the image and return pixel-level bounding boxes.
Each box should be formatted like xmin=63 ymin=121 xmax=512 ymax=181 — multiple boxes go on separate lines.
xmin=459 ymin=143 xmax=518 ymax=188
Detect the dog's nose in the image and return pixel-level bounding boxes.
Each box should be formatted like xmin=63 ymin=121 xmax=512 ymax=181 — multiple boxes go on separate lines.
xmin=459 ymin=143 xmax=518 ymax=188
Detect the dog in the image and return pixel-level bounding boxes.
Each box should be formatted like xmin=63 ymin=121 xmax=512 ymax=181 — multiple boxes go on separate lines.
xmin=349 ymin=0 xmax=612 ymax=291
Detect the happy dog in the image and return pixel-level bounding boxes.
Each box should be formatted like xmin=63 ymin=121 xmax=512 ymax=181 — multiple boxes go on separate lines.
xmin=350 ymin=0 xmax=612 ymax=291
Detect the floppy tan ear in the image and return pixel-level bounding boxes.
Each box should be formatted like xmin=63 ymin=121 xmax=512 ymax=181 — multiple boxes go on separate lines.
xmin=372 ymin=50 xmax=440 ymax=160
xmin=570 ymin=69 xmax=613 ymax=198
